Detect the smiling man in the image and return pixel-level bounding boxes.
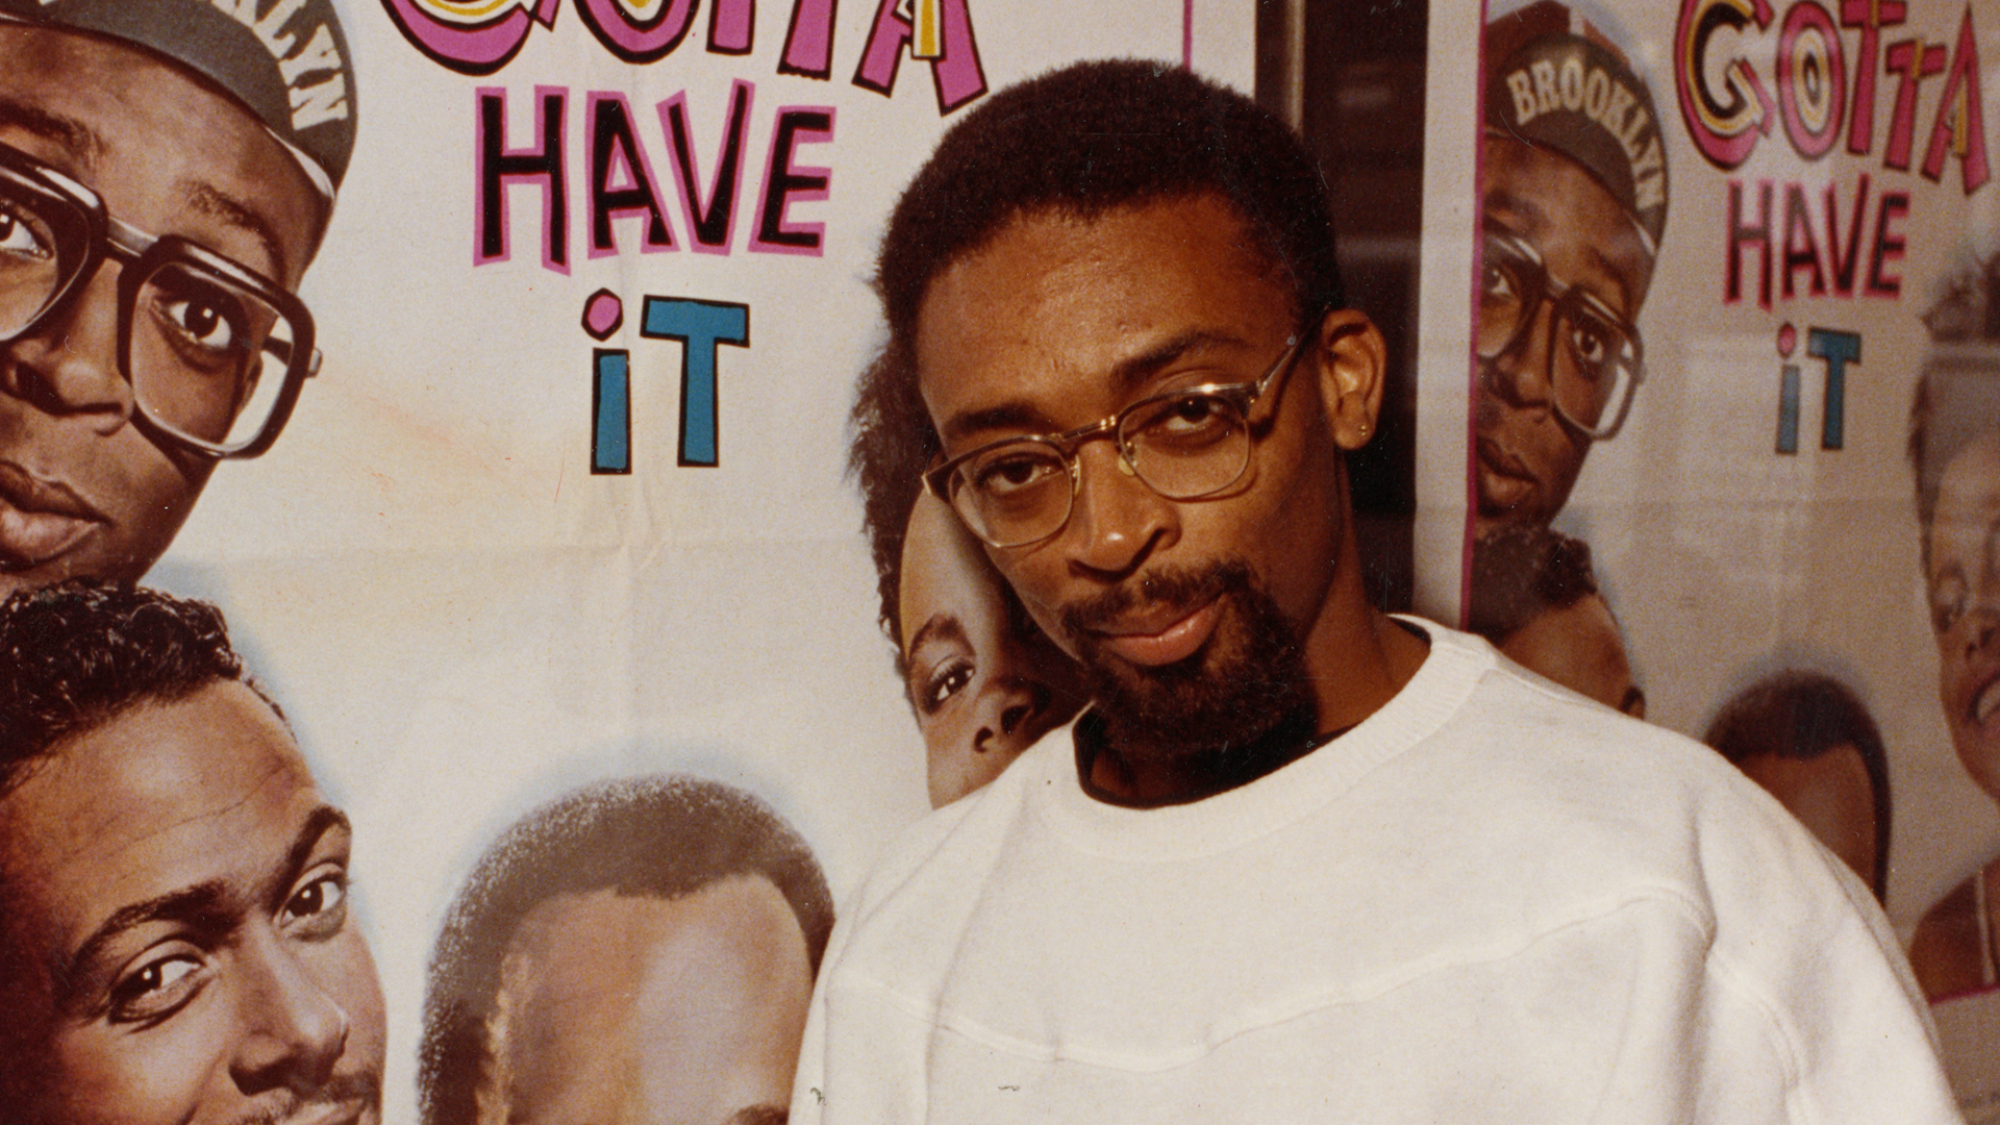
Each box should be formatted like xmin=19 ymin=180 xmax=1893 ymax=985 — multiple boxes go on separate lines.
xmin=794 ymin=60 xmax=1955 ymax=1123
xmin=0 ymin=0 xmax=355 ymax=595
xmin=0 ymin=581 xmax=385 ymax=1125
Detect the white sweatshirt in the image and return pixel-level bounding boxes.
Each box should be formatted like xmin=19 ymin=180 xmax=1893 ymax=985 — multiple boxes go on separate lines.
xmin=791 ymin=623 xmax=1960 ymax=1124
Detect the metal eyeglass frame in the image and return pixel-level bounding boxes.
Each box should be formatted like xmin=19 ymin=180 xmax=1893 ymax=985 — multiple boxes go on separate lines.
xmin=0 ymin=140 xmax=319 ymax=458
xmin=923 ymin=309 xmax=1325 ymax=549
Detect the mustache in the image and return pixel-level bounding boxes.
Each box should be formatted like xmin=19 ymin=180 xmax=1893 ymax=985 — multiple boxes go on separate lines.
xmin=228 ymin=1071 xmax=382 ymax=1125
xmin=1059 ymin=559 xmax=1254 ymax=639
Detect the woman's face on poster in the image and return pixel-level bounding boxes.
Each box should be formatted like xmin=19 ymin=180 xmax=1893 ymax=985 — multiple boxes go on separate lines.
xmin=898 ymin=495 xmax=1083 ymax=807
xmin=1929 ymin=429 xmax=2000 ymax=799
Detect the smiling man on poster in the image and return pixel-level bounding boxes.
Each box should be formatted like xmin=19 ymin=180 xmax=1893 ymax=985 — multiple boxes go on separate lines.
xmin=0 ymin=0 xmax=354 ymax=596
xmin=793 ymin=60 xmax=1956 ymax=1123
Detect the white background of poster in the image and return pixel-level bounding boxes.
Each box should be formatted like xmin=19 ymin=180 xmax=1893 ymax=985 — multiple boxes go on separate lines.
xmin=137 ymin=2 xmax=1253 ymax=1116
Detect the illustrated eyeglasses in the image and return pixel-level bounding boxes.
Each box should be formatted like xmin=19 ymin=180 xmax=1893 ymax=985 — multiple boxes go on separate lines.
xmin=1477 ymin=227 xmax=1643 ymax=440
xmin=0 ymin=140 xmax=317 ymax=458
xmin=923 ymin=313 xmax=1322 ymax=549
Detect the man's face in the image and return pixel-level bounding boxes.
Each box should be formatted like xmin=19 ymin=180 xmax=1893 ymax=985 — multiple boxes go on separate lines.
xmin=479 ymin=874 xmax=815 ymax=1125
xmin=0 ymin=680 xmax=385 ymax=1125
xmin=915 ymin=195 xmax=1360 ymax=761
xmin=0 ymin=26 xmax=320 ymax=598
xmin=1928 ymin=430 xmax=2000 ymax=800
xmin=1474 ymin=134 xmax=1652 ymax=535
xmin=899 ymin=494 xmax=1084 ymax=807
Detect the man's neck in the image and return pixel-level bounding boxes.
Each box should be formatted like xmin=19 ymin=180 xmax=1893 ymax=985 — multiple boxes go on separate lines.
xmin=1078 ymin=610 xmax=1428 ymax=807
xmin=1077 ymin=704 xmax=1322 ymax=807
xmin=1305 ymin=607 xmax=1430 ymax=735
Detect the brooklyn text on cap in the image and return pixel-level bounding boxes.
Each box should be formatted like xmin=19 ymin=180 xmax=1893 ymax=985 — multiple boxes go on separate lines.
xmin=1483 ymin=0 xmax=1668 ymax=258
xmin=0 ymin=0 xmax=358 ymax=202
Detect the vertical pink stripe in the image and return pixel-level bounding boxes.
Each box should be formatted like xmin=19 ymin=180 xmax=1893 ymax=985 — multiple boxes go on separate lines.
xmin=1182 ymin=0 xmax=1193 ymax=68
xmin=1460 ymin=0 xmax=1495 ymax=627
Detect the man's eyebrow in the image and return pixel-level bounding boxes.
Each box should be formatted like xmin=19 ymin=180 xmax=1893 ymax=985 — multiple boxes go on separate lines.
xmin=1484 ymin=184 xmax=1546 ymax=232
xmin=724 ymin=1105 xmax=789 ymax=1125
xmin=184 ymin=181 xmax=291 ymax=284
xmin=0 ymin=98 xmax=104 ymax=171
xmin=939 ymin=328 xmax=1243 ymax=445
xmin=943 ymin=400 xmax=1060 ymax=445
xmin=283 ymin=806 xmax=354 ymax=886
xmin=59 ymin=805 xmax=351 ymax=1001
xmin=1105 ymin=328 xmax=1243 ymax=397
xmin=62 ymin=881 xmax=233 ymax=1006
xmin=0 ymin=98 xmax=291 ymax=282
xmin=1489 ymin=184 xmax=1641 ymax=309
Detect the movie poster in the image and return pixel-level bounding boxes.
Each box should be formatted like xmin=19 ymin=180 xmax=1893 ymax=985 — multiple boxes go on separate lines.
xmin=0 ymin=2 xmax=1251 ymax=1121
xmin=6 ymin=0 xmax=2000 ymax=1118
xmin=1440 ymin=0 xmax=2000 ymax=1112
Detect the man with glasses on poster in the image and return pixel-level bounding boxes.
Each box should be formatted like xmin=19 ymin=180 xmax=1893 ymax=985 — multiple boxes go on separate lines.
xmin=0 ymin=0 xmax=355 ymax=597
xmin=794 ymin=60 xmax=1954 ymax=1123
xmin=1474 ymin=0 xmax=1663 ymax=538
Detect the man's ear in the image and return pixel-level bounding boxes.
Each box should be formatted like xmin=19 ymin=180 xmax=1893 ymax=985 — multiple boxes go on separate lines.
xmin=1309 ymin=309 xmax=1388 ymax=451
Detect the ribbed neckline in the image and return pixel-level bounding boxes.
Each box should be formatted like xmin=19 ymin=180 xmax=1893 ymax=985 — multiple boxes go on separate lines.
xmin=1030 ymin=618 xmax=1490 ymax=862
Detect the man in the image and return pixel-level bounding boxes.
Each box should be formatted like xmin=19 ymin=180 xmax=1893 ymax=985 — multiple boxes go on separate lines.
xmin=0 ymin=0 xmax=355 ymax=596
xmin=1468 ymin=522 xmax=1644 ymax=717
xmin=0 ymin=580 xmax=385 ymax=1125
xmin=421 ymin=775 xmax=834 ymax=1125
xmin=795 ymin=60 xmax=1954 ymax=1122
xmin=1703 ymin=671 xmax=1891 ymax=902
xmin=1474 ymin=0 xmax=1664 ymax=535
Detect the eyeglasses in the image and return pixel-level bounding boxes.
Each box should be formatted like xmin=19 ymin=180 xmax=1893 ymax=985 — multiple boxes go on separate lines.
xmin=923 ymin=314 xmax=1320 ymax=549
xmin=0 ymin=141 xmax=317 ymax=458
xmin=1476 ymin=228 xmax=1643 ymax=440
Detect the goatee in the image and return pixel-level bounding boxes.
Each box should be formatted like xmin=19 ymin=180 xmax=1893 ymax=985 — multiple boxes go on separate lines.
xmin=1062 ymin=559 xmax=1318 ymax=777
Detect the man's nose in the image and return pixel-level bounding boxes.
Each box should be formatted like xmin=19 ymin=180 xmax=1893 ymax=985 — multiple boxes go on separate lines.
xmin=1 ymin=263 xmax=137 ymax=431
xmin=229 ymin=930 xmax=352 ymax=1098
xmin=1480 ymin=300 xmax=1559 ymax=411
xmin=1060 ymin=440 xmax=1175 ymax=578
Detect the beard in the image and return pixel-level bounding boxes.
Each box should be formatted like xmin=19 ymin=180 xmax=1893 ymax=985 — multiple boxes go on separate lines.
xmin=1060 ymin=559 xmax=1318 ymax=779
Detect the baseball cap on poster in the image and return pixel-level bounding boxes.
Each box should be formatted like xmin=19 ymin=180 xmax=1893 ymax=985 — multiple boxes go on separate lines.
xmin=1482 ymin=0 xmax=1668 ymax=258
xmin=0 ymin=0 xmax=358 ymax=204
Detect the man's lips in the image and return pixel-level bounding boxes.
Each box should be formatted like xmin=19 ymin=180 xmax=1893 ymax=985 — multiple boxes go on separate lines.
xmin=1475 ymin=437 xmax=1537 ymax=509
xmin=0 ymin=461 xmax=103 ymax=570
xmin=1090 ymin=598 xmax=1223 ymax=667
xmin=243 ymin=1077 xmax=380 ymax=1125
xmin=1475 ymin=436 xmax=1532 ymax=482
